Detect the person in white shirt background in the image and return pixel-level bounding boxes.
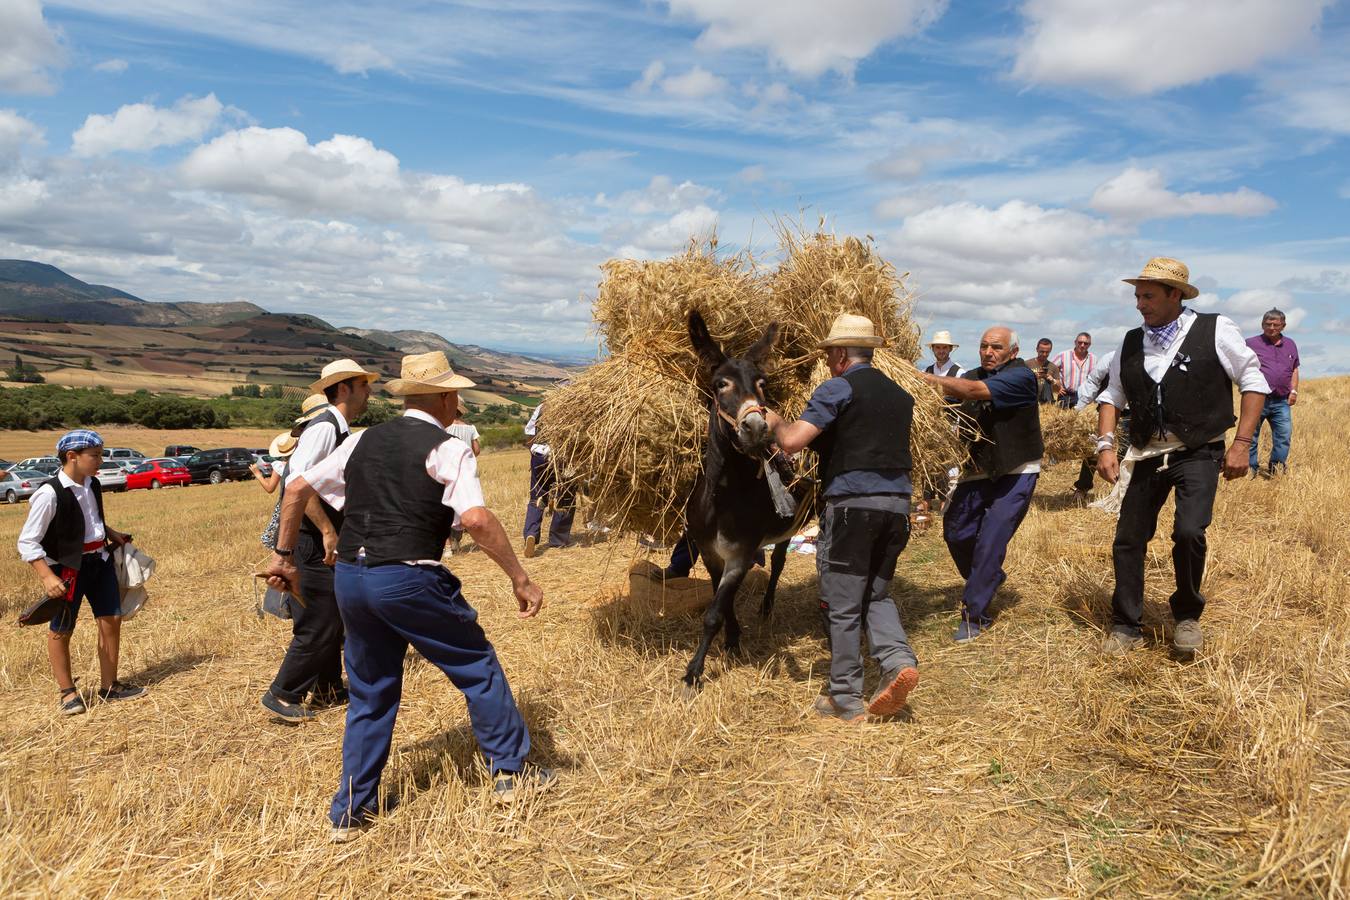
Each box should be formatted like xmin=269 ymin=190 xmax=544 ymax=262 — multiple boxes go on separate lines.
xmin=520 ymin=400 xmax=574 ymax=558
xmin=17 ymin=429 xmax=140 ymax=715
xmin=1095 ymin=258 xmax=1268 ymax=657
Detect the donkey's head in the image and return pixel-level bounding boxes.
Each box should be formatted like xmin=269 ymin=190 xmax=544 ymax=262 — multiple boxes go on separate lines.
xmin=688 ymin=309 xmax=778 ymax=456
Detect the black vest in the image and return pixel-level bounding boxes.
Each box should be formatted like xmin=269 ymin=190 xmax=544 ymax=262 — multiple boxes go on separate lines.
xmin=337 ymin=416 xmax=456 ymax=566
xmin=813 ymin=365 xmax=914 ymax=494
xmin=40 ymin=476 xmax=106 ymax=570
xmin=1119 ymin=312 xmax=1234 ymax=449
xmin=959 ymin=358 xmax=1044 ymax=478
xmin=298 ymin=410 xmax=349 ymax=539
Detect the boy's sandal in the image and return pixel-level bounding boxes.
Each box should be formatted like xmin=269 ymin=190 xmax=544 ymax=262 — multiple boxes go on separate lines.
xmin=59 ymin=687 xmax=87 ymax=716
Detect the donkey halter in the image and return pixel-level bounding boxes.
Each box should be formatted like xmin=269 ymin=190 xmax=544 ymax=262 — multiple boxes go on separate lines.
xmin=716 ymin=398 xmax=767 ymax=434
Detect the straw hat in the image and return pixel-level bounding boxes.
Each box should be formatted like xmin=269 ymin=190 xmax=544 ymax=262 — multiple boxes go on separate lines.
xmin=386 ymin=351 xmax=476 ymax=396
xmin=1123 ymin=257 xmax=1199 ymax=300
xmin=292 ymin=393 xmax=331 ymax=425
xmin=308 ymin=358 xmax=381 ymax=394
xmin=268 ymin=431 xmax=298 ymax=459
xmin=457 ymin=398 xmax=469 ymax=417
xmin=816 ymin=313 xmax=886 ymax=349
xmin=929 ymin=330 xmax=958 ymax=348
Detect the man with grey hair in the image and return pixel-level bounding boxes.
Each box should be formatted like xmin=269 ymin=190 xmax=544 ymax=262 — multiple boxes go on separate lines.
xmin=922 ymin=326 xmax=1043 ymax=642
xmin=1245 ymin=308 xmax=1299 ymax=476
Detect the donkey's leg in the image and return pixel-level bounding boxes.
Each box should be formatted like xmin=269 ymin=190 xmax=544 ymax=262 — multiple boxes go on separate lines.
xmin=684 ymin=561 xmax=747 ymax=689
xmin=760 ymin=541 xmax=790 ymax=619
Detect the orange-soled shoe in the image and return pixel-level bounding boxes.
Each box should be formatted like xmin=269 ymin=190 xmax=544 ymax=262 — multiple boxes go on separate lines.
xmin=813 ymin=695 xmax=866 ymax=724
xmin=866 ymin=666 xmax=919 ymax=717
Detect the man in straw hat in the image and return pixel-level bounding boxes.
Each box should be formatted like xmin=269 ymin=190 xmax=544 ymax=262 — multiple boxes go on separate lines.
xmin=262 ymin=366 xmax=379 ymax=722
xmin=1095 ymin=258 xmax=1268 ymax=656
xmin=924 ymin=330 xmax=964 ymax=381
xmin=265 ymin=351 xmax=548 ymax=840
xmin=922 ymin=326 xmax=1043 ymax=643
xmin=764 ymin=313 xmax=921 ymax=722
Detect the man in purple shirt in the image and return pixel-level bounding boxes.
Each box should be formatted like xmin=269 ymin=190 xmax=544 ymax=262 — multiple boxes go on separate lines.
xmin=1245 ymin=308 xmax=1299 ymax=476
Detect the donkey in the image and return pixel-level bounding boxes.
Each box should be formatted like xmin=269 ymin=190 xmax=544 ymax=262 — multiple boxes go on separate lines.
xmin=682 ymin=310 xmax=806 ymax=690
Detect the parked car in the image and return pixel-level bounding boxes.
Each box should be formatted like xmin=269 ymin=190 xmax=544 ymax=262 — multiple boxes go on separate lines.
xmin=96 ymin=462 xmax=128 ymax=492
xmin=103 ymin=447 xmax=147 ymax=462
xmin=0 ymin=469 xmax=43 ymax=503
xmin=126 ymin=458 xmax=191 ymax=490
xmin=16 ymin=457 xmax=60 ymax=476
xmin=183 ymin=448 xmax=255 ymax=484
xmin=164 ymin=444 xmax=200 ymax=457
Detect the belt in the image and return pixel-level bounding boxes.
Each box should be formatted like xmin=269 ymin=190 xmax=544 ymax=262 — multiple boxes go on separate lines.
xmin=83 ymin=540 xmax=105 ymax=553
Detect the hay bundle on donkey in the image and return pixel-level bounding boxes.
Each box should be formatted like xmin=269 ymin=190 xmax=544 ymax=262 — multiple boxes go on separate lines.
xmin=541 ymin=227 xmax=967 ymax=539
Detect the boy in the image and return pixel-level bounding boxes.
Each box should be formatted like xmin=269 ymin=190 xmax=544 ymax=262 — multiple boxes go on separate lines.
xmin=17 ymin=430 xmax=142 ymax=715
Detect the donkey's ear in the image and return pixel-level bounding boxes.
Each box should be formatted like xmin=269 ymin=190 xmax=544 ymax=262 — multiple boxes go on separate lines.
xmin=746 ymin=321 xmax=778 ymax=365
xmin=688 ymin=309 xmax=725 ymax=370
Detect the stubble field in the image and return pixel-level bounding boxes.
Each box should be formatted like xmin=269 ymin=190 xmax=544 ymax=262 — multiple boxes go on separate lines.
xmin=0 ymin=380 xmax=1347 ymax=897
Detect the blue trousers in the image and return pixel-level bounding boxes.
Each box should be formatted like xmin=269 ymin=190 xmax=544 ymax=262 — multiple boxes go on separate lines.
xmin=522 ymin=451 xmax=574 ymax=546
xmin=1249 ymin=396 xmax=1292 ymax=469
xmin=330 ymin=560 xmax=529 ymax=828
xmin=943 ymin=473 xmax=1038 ymax=624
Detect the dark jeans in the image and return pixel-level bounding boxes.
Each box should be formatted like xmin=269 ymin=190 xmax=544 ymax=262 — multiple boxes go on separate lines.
xmin=1110 ymin=442 xmax=1222 ymax=634
xmin=522 ymin=451 xmax=574 ymax=547
xmin=1073 ymin=459 xmax=1095 ymax=493
xmin=817 ymin=495 xmax=916 ymax=712
xmin=943 ymin=473 xmax=1038 ymax=624
xmin=331 ymin=560 xmax=528 ymax=827
xmin=270 ymin=531 xmax=345 ymax=704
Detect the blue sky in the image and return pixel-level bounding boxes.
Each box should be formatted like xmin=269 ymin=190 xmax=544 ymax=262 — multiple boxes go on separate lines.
xmin=1 ymin=0 xmax=1347 ymax=370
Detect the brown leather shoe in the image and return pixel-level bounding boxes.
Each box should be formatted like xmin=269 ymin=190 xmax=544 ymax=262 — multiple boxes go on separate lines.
xmin=523 ymin=536 xmax=537 ymax=559
xmin=1102 ymin=630 xmax=1145 ymax=656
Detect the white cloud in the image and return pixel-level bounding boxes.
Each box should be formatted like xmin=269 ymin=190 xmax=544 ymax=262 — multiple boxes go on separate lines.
xmin=659 ymin=66 xmax=727 ymax=99
xmin=1090 ymin=167 xmax=1277 ymax=222
xmin=1258 ymin=51 xmax=1350 ymax=136
xmin=603 ymin=175 xmax=718 ymax=215
xmin=1193 ymin=288 xmax=1305 ymax=330
xmin=735 ymin=165 xmax=766 ymax=185
xmin=0 ymin=109 xmax=45 ymax=158
xmin=667 ymin=0 xmax=947 ymax=78
xmin=1011 ymin=0 xmax=1333 ymax=94
xmin=898 ymin=199 xmax=1115 ymax=266
xmin=328 ymin=42 xmax=393 ymax=76
xmin=0 ymin=0 xmax=65 ymax=94
xmin=72 ymin=94 xmax=231 ymax=157
xmin=632 ymin=60 xmax=665 ymax=94
xmin=618 ymin=205 xmax=719 ymax=257
xmin=93 ymin=58 xmax=129 ymax=74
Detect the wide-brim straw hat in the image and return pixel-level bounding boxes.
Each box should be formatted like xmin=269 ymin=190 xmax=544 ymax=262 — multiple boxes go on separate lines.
xmin=308 ymin=358 xmax=381 ymax=394
xmin=292 ymin=393 xmax=331 ymax=425
xmin=269 ymin=431 xmax=298 ymax=458
xmin=1123 ymin=257 xmax=1199 ymax=300
xmin=929 ymin=330 xmax=958 ymax=348
xmin=387 ymin=351 xmax=476 ymax=396
xmin=816 ymin=313 xmax=886 ymax=349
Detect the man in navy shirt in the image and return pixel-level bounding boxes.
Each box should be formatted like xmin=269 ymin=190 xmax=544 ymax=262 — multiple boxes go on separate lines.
xmin=922 ymin=327 xmax=1043 ymax=642
xmin=767 ymin=314 xmax=920 ymax=722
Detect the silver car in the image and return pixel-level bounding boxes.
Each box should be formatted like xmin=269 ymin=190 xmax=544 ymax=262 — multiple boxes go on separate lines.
xmin=0 ymin=469 xmax=44 ymax=503
xmin=96 ymin=463 xmax=128 ymax=492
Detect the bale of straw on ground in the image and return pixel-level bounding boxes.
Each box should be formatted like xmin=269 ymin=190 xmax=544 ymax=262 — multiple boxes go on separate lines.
xmin=1039 ymin=404 xmax=1099 ymax=461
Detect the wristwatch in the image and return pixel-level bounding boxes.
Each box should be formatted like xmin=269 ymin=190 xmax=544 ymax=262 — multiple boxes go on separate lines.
xmin=274 ymin=547 xmax=294 ymax=557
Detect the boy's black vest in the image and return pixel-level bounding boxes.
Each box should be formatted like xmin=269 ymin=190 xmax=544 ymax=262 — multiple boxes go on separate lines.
xmin=1118 ymin=312 xmax=1234 ymax=449
xmin=40 ymin=476 xmax=106 ymax=570
xmin=298 ymin=409 xmax=349 ymax=540
xmin=337 ymin=416 xmax=456 ymax=566
xmin=813 ymin=365 xmax=914 ymax=495
xmin=959 ymin=359 xmax=1044 ymax=479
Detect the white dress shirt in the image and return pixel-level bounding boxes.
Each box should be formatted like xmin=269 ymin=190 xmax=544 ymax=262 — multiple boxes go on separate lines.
xmin=17 ymin=472 xmax=107 ymax=564
xmin=300 ymin=409 xmax=486 ymax=531
xmin=926 ymin=359 xmax=964 ymax=378
xmin=523 ymin=403 xmax=549 ymax=457
xmin=285 ymin=405 xmax=349 ymax=486
xmin=1097 ymin=308 xmax=1270 ymax=459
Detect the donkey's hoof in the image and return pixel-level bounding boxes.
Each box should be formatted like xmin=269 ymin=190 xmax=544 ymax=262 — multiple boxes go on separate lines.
xmin=680 ymin=680 xmax=701 ymax=701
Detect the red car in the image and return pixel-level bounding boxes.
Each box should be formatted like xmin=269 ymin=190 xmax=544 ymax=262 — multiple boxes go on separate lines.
xmin=125 ymin=458 xmax=192 ymax=490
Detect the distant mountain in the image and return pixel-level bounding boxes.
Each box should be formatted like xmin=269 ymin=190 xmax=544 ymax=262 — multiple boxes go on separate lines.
xmin=0 ymin=260 xmax=263 ymax=326
xmin=341 ymin=327 xmax=576 ymax=380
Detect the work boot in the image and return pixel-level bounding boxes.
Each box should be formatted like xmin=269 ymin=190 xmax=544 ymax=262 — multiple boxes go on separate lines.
xmin=866 ymin=667 xmax=919 ymax=717
xmin=1102 ymin=629 xmax=1145 ymax=656
xmin=523 ymin=535 xmax=537 ymax=559
xmin=1172 ymin=619 xmax=1204 ymax=654
xmin=492 ymin=766 xmax=558 ymax=804
xmin=813 ymin=695 xmax=866 ymax=724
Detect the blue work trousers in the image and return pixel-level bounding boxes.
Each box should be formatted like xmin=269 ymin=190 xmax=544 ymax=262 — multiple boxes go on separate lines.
xmin=1249 ymin=397 xmax=1292 ymax=470
xmin=330 ymin=560 xmax=529 ymax=828
xmin=522 ymin=451 xmax=574 ymax=546
xmin=943 ymin=473 xmax=1038 ymax=624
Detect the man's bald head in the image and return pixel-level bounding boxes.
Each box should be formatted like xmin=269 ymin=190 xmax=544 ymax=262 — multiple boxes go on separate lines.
xmin=978 ymin=326 xmax=1018 ymax=371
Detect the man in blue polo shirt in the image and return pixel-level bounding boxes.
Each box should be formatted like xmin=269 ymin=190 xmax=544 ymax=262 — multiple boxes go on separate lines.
xmin=922 ymin=326 xmax=1043 ymax=642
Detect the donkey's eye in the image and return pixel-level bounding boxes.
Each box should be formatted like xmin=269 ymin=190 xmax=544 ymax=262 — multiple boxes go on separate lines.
xmin=715 ymin=378 xmax=733 ymax=392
